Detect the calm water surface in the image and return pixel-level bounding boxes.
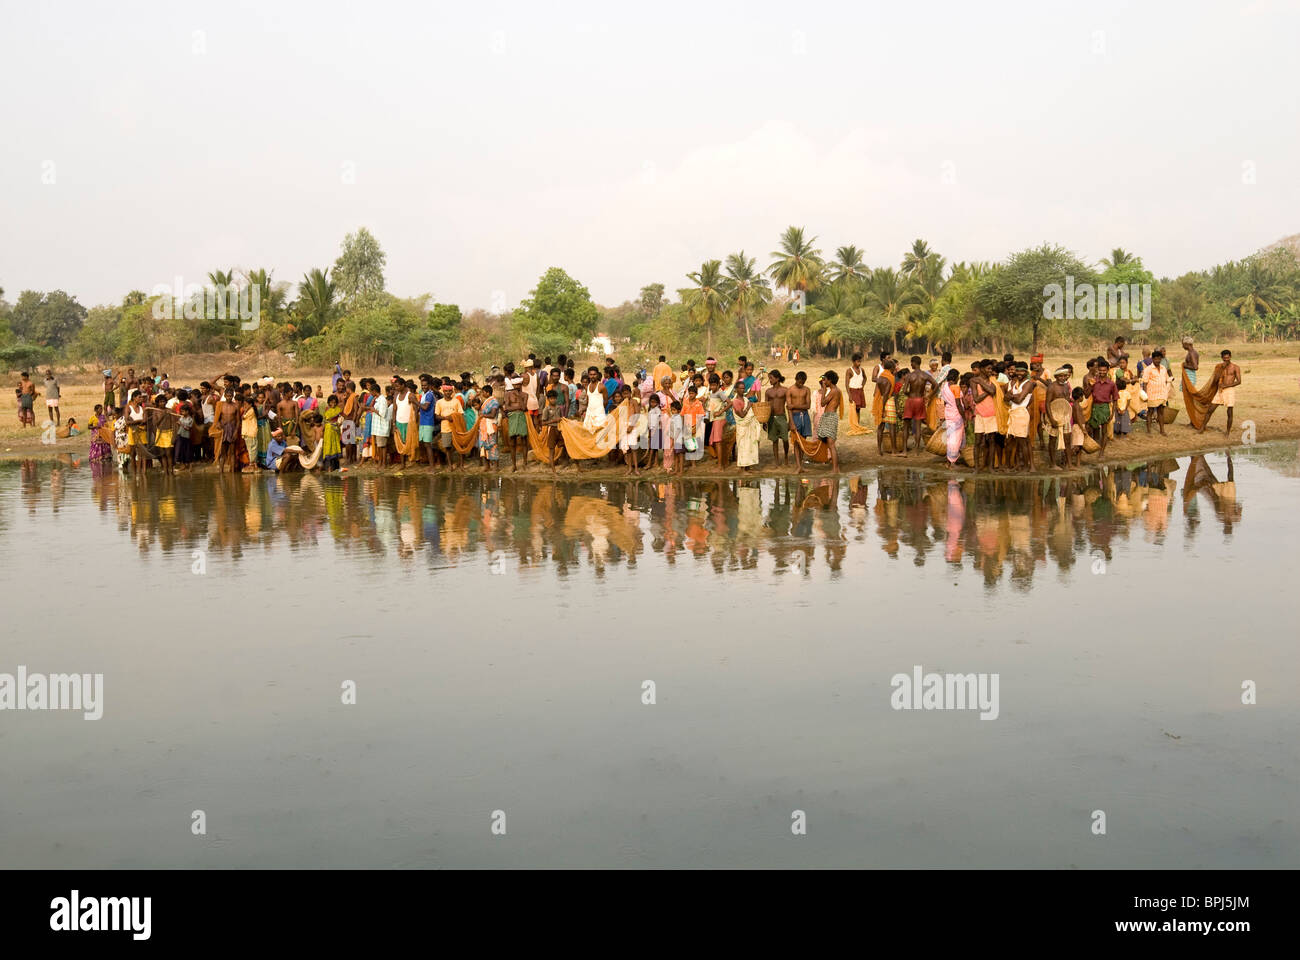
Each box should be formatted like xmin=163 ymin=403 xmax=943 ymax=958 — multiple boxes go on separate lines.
xmin=1 ymin=445 xmax=1297 ymax=867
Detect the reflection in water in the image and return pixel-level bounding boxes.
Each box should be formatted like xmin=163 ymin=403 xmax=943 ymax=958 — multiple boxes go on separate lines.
xmin=5 ymin=451 xmax=1246 ymax=588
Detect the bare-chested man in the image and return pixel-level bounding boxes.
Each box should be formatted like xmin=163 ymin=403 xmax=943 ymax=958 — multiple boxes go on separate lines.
xmin=900 ymin=355 xmax=936 ymax=456
xmin=215 ymin=387 xmax=242 ymax=473
xmin=274 ymin=386 xmax=299 ymax=455
xmin=816 ymin=371 xmax=842 ymax=473
xmin=764 ymin=370 xmax=790 ymax=467
xmin=787 ymin=371 xmax=812 ymax=473
xmin=1044 ymin=367 xmax=1073 ymax=469
xmin=969 ymin=361 xmax=998 ymax=471
xmin=1004 ymin=363 xmax=1035 ymax=471
xmin=1198 ymin=348 xmax=1242 ymax=435
xmin=1182 ymin=338 xmax=1200 ymax=386
xmin=874 ymin=359 xmax=900 ymax=456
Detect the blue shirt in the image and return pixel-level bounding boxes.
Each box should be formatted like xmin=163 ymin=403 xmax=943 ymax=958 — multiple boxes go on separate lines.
xmin=267 ymin=438 xmax=286 ymax=464
xmin=418 ymin=390 xmax=437 ymax=427
xmin=331 ymin=363 xmax=343 ymax=394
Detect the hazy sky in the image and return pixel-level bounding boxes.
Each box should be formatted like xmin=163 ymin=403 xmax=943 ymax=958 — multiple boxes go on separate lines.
xmin=3 ymin=0 xmax=1298 ymax=311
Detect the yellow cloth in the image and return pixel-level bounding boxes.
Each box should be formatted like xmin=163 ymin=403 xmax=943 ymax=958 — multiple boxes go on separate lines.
xmin=994 ymin=381 xmax=1009 ymax=434
xmin=558 ymin=400 xmax=628 ymax=460
xmin=870 ymin=371 xmax=894 ymax=424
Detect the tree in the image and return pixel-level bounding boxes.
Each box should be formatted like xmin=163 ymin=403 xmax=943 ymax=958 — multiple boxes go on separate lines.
xmin=679 ymin=259 xmax=729 ymax=357
xmin=861 ymin=268 xmax=924 ymax=354
xmin=768 ymin=226 xmax=825 ymax=339
xmin=830 ymin=245 xmax=868 ymax=286
xmin=638 ymin=283 xmax=666 ymax=318
xmin=8 ymin=290 xmax=87 ymax=349
xmin=1101 ymin=247 xmax=1134 ymax=269
xmin=977 ymin=244 xmax=1096 ymax=353
xmin=295 ymin=268 xmax=337 ymax=340
xmin=721 ymin=251 xmax=772 ymax=350
xmin=332 ymin=227 xmax=387 ymax=307
xmin=514 ymin=267 xmax=599 ymax=355
xmin=72 ymin=304 xmax=123 ymax=364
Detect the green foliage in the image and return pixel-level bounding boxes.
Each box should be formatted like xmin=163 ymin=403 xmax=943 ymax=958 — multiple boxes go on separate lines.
xmin=638 ymin=283 xmax=665 ymax=318
xmin=978 ymin=244 xmax=1098 ymax=351
xmin=514 ymin=267 xmax=599 ymax=356
xmin=332 ymin=228 xmax=387 ymax=308
xmin=8 ymin=289 xmax=87 ymax=349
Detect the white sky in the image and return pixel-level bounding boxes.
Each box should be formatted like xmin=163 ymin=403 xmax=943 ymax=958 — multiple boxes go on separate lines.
xmin=2 ymin=0 xmax=1298 ymax=310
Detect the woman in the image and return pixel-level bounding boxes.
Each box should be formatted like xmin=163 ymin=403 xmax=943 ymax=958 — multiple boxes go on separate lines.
xmin=321 ymin=395 xmax=342 ymax=471
xmin=731 ymin=390 xmax=760 ymax=469
xmin=940 ymin=369 xmax=965 ymax=469
xmin=478 ymin=384 xmax=501 ymax=470
xmin=88 ymin=405 xmax=113 ymax=463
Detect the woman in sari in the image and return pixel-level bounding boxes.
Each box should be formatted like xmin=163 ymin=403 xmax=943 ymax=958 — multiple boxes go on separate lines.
xmin=88 ymin=405 xmax=113 ymax=463
xmin=940 ymin=370 xmax=965 ymax=469
xmin=479 ymin=386 xmax=501 ymax=470
xmin=321 ymin=395 xmax=342 ymax=471
xmin=731 ymin=392 xmax=761 ymax=469
xmin=255 ymin=390 xmax=272 ymax=466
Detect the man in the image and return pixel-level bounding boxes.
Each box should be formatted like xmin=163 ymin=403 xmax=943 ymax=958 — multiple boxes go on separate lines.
xmin=969 ymin=361 xmax=998 ymax=471
xmin=935 ymin=351 xmax=954 ymax=386
xmin=371 ymin=384 xmax=392 ymax=465
xmin=1141 ymin=349 xmax=1171 ymax=435
xmin=845 ymin=353 xmax=869 ymax=421
xmin=816 ymin=371 xmax=842 ymax=473
xmin=764 ymin=370 xmax=790 ymax=467
xmin=1106 ymin=336 xmax=1129 ymax=368
xmin=1004 ymin=363 xmax=1035 ymax=471
xmin=418 ymin=375 xmax=439 ymax=468
xmin=652 ymin=355 xmax=674 ymax=393
xmin=900 ymin=355 xmax=936 ymax=456
xmin=216 ymin=387 xmax=242 ymax=473
xmin=501 ymin=363 xmax=529 ymax=472
xmin=43 ymin=369 xmax=61 ymax=426
xmin=539 ymin=388 xmax=566 ymax=475
xmin=1197 ymin=349 xmax=1242 ymax=435
xmin=1182 ymin=338 xmax=1200 ymax=385
xmin=276 ymin=386 xmax=300 ymax=446
xmin=436 ymin=382 xmax=463 ymax=470
xmin=1088 ymin=358 xmax=1118 ymax=457
xmin=266 ymin=428 xmax=297 ymax=472
xmin=16 ymin=371 xmax=37 ymax=428
xmin=1045 ymin=367 xmax=1073 ymax=469
xmin=874 ymin=359 xmax=899 ymax=456
xmin=787 ymin=370 xmax=812 ymax=439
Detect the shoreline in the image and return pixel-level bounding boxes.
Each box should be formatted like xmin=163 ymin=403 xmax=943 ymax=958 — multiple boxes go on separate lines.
xmin=5 ymin=423 xmax=1289 ymax=481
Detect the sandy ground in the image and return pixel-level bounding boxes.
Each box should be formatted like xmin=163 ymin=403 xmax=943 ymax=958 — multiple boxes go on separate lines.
xmin=7 ymin=343 xmax=1300 ymax=477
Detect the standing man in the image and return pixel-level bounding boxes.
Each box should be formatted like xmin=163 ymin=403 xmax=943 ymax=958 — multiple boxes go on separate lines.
xmin=418 ymin=375 xmax=439 ymax=469
xmin=1197 ymin=349 xmax=1242 ymax=435
xmin=816 ymin=371 xmax=842 ymax=473
xmin=845 ymin=353 xmax=869 ymax=424
xmin=1182 ymin=338 xmax=1200 ymax=385
xmin=764 ymin=370 xmax=790 ymax=467
xmin=1141 ymin=348 xmax=1172 ymax=436
xmin=1088 ymin=359 xmax=1118 ymax=457
xmin=874 ymin=359 xmax=899 ymax=456
xmin=43 ymin=369 xmax=61 ymax=426
xmin=502 ymin=364 xmax=529 ymax=472
xmin=969 ymin=361 xmax=998 ymax=471
xmin=900 ymin=355 xmax=937 ymax=456
xmin=1106 ymin=336 xmax=1128 ymax=368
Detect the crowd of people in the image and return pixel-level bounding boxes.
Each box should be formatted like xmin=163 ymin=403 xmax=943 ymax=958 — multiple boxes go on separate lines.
xmin=16 ymin=336 xmax=1245 ymax=477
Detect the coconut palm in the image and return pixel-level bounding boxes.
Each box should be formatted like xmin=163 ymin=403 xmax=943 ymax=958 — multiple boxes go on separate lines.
xmin=296 ymin=268 xmax=337 ymax=339
xmin=721 ymin=251 xmax=772 ymax=350
xmin=1229 ymin=259 xmax=1285 ymax=321
xmin=1101 ymin=247 xmax=1135 ymax=269
xmin=862 ymin=267 xmax=925 ymax=354
xmin=768 ymin=227 xmax=825 ymax=349
xmin=830 ymin=245 xmax=868 ymax=286
xmin=678 ymin=259 xmax=729 ymax=357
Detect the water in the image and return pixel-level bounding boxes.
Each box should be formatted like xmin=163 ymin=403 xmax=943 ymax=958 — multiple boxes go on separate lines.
xmin=1 ymin=446 xmax=1296 ymax=868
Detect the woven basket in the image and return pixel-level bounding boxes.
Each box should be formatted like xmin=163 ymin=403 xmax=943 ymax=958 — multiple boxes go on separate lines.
xmin=752 ymin=401 xmax=772 ymax=425
xmin=926 ymin=426 xmax=948 ymax=456
xmin=1081 ymin=431 xmax=1100 ymax=454
xmin=1159 ymin=406 xmax=1180 ymax=425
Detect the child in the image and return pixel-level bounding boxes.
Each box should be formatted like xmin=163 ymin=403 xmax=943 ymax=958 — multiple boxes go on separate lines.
xmin=646 ymin=393 xmax=662 ymax=468
xmin=539 ymin=388 xmax=565 ymax=476
xmin=666 ymin=401 xmax=684 ymax=475
xmin=176 ymin=403 xmax=194 ymax=469
xmin=322 ymin=394 xmax=342 ymax=471
xmin=1068 ymin=387 xmax=1087 ymax=468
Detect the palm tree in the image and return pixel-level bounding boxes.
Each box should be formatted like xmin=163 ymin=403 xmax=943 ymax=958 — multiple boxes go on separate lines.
xmin=900 ymin=239 xmax=934 ymax=283
xmin=810 ymin=282 xmax=870 ymax=359
xmin=1229 ymin=259 xmax=1285 ymax=325
xmin=721 ymin=251 xmax=772 ymax=350
xmin=830 ymin=245 xmax=868 ymax=286
xmin=1101 ymin=247 xmax=1134 ymax=269
xmin=768 ymin=226 xmax=825 ymax=350
xmin=296 ymin=268 xmax=337 ymax=339
xmin=862 ymin=267 xmax=924 ymax=354
xmin=678 ymin=259 xmax=729 ymax=357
